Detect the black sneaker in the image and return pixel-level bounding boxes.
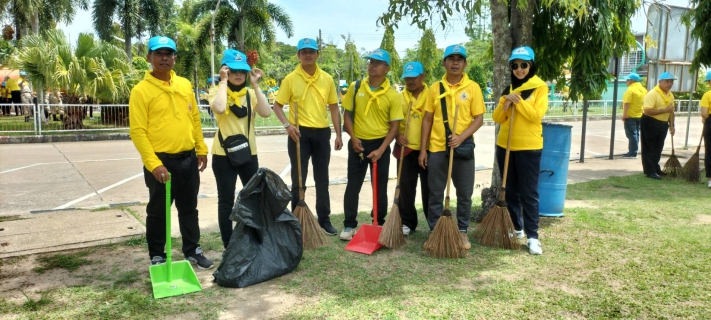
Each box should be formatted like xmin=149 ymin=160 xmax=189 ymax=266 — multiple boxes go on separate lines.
xmin=150 ymin=256 xmax=166 ymax=265
xmin=319 ymin=220 xmax=338 ymax=236
xmin=187 ymin=247 xmax=214 ymax=270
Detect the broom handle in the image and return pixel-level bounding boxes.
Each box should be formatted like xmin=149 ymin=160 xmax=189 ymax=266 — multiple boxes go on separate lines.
xmin=373 ymin=161 xmax=378 ymax=225
xmin=165 ymin=174 xmax=172 ymax=274
xmin=671 ymin=131 xmax=675 ymax=156
xmin=696 ymin=122 xmax=705 ymax=154
xmin=294 ymin=104 xmax=304 ymax=201
xmin=444 ymin=101 xmax=459 ymax=211
xmin=501 ymin=105 xmax=516 ymax=191
xmin=394 ymin=101 xmax=414 ymax=200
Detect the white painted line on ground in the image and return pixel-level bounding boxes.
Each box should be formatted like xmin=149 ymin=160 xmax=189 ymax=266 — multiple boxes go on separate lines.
xmin=279 ymin=164 xmax=291 ymax=178
xmin=0 ymin=162 xmax=63 ymax=175
xmin=0 ymin=157 xmax=140 ymax=175
xmin=53 ymin=172 xmax=143 ymax=210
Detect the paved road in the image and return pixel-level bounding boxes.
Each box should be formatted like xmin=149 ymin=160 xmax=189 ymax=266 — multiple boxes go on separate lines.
xmin=0 ymin=117 xmax=705 ymax=216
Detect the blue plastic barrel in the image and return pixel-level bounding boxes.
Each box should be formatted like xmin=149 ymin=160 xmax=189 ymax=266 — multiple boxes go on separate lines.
xmin=538 ymin=123 xmax=572 ymax=217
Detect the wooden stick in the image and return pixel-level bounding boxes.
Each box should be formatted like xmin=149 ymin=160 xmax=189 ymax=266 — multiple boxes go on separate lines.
xmin=444 ymin=101 xmax=459 ymax=212
xmin=394 ymin=101 xmax=414 ymax=200
xmin=294 ymin=104 xmax=304 ymax=201
xmin=500 ymin=105 xmax=517 ymax=200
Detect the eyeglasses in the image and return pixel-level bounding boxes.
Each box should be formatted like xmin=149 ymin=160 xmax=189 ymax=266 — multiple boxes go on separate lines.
xmin=368 ymin=59 xmax=387 ymax=67
xmin=510 ymin=62 xmax=530 ymax=70
xmin=229 ymin=68 xmax=248 ymax=74
xmin=152 ymin=50 xmax=175 ymax=58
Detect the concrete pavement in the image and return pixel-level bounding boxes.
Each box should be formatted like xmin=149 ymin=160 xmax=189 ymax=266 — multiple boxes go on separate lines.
xmin=0 ymin=117 xmax=706 ymax=257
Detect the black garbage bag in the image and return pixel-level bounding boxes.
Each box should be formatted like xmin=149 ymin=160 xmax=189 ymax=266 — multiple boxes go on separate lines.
xmin=213 ymin=168 xmax=303 ymax=288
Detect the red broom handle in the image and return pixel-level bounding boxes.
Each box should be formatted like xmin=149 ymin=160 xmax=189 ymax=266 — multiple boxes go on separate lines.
xmin=372 ymin=161 xmax=378 ymax=226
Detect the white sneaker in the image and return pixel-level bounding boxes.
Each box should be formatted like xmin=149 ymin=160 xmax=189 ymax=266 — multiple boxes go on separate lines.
xmin=515 ymin=230 xmax=525 ymax=239
xmin=527 ymin=239 xmax=543 ymax=255
xmin=402 ymin=225 xmax=411 ymax=236
xmin=339 ymin=227 xmax=356 ymax=241
xmin=707 ymin=181 xmax=711 ymax=188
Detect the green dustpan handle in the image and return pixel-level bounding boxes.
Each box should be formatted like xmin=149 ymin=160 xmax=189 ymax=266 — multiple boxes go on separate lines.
xmin=165 ymin=173 xmax=172 ymax=279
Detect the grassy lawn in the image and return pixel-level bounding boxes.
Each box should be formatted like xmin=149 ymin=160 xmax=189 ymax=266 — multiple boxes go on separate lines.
xmin=2 ymin=173 xmax=710 ymax=319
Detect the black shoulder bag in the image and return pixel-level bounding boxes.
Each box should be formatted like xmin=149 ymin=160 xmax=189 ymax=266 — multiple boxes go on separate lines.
xmin=218 ymin=93 xmax=253 ymax=166
xmin=440 ymin=83 xmax=475 ymax=160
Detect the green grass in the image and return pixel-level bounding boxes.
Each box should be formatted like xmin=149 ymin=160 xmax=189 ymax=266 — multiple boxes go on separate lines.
xmin=0 ymin=215 xmax=23 ymax=222
xmin=33 ymin=251 xmax=94 ymax=274
xmin=2 ymin=173 xmax=710 ymax=319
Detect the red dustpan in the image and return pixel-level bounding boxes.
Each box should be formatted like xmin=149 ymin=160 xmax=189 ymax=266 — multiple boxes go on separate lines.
xmin=345 ymin=161 xmax=383 ymax=254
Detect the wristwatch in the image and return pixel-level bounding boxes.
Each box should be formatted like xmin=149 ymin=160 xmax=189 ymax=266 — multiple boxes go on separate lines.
xmin=283 ymin=122 xmax=291 ymax=128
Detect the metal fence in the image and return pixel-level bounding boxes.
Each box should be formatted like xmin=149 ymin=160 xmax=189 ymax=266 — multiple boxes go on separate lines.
xmin=0 ymin=100 xmax=702 ymax=135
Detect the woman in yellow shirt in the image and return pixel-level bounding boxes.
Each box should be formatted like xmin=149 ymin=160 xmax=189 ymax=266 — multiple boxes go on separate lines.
xmin=492 ymin=46 xmax=548 ymax=255
xmin=209 ymin=49 xmax=271 ymax=248
xmin=700 ymin=71 xmax=711 ymax=188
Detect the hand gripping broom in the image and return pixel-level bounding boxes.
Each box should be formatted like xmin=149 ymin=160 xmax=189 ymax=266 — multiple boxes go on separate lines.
xmin=378 ymin=101 xmax=413 ymax=248
xmin=473 ymin=106 xmax=519 ymax=250
xmin=291 ymin=105 xmax=326 ymax=250
xmin=424 ymin=101 xmax=467 ymax=259
xmin=681 ymin=122 xmax=705 ymax=183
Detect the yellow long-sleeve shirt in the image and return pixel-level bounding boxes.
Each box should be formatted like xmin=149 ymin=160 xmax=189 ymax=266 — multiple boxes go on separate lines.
xmin=492 ymin=85 xmax=548 ymax=150
xmin=129 ymin=71 xmax=208 ymax=172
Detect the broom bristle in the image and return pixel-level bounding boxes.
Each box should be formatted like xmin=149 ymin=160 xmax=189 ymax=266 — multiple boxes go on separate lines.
xmin=473 ymin=205 xmax=519 ymax=250
xmin=681 ymin=153 xmax=701 ymax=182
xmin=424 ymin=212 xmax=466 ymax=258
xmin=663 ymin=155 xmax=683 ymax=178
xmin=378 ymin=203 xmax=405 ymax=248
xmin=293 ymin=202 xmax=326 ymax=250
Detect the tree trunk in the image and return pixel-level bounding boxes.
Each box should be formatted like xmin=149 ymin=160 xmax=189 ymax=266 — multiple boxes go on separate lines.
xmin=124 ymin=29 xmax=133 ymax=62
xmin=478 ymin=0 xmax=513 ymax=222
xmin=238 ymin=18 xmax=245 ymax=52
xmin=31 ymin=12 xmax=39 ymax=34
xmin=510 ymin=0 xmax=534 ymax=47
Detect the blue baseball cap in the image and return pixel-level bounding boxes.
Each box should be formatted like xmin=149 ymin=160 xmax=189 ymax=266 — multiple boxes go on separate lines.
xmin=19 ymin=71 xmax=27 ymax=76
xmin=1 ymin=81 xmax=5 ymax=86
xmin=207 ymin=75 xmax=220 ymax=85
xmin=147 ymin=36 xmax=177 ymax=52
xmin=221 ymin=49 xmax=251 ymax=72
xmin=659 ymin=72 xmax=677 ymax=80
xmin=401 ymin=61 xmax=424 ymax=79
xmin=509 ymin=46 xmax=535 ymax=61
xmin=443 ymin=44 xmax=467 ymax=59
xmin=297 ymin=38 xmax=318 ymax=51
xmin=365 ymin=48 xmax=392 ymax=66
xmin=704 ymin=70 xmax=711 ymax=82
xmin=627 ymin=73 xmax=641 ymax=82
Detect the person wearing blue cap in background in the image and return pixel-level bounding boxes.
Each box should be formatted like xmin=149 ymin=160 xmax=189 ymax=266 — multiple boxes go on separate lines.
xmin=129 ymin=35 xmax=214 ymax=269
xmin=273 ymin=38 xmax=343 ymax=236
xmin=621 ymin=72 xmax=648 ymax=159
xmin=699 ymin=70 xmax=711 ymax=187
xmin=420 ymin=44 xmax=485 ymax=250
xmin=340 ymin=48 xmax=404 ymax=240
xmin=641 ymin=71 xmax=677 ymax=180
xmin=396 ymin=61 xmax=431 ymax=236
xmin=210 ymin=49 xmax=271 ymax=248
xmin=492 ymin=46 xmax=548 ymax=255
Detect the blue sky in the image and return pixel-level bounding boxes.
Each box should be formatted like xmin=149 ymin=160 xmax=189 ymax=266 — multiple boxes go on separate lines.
xmin=58 ymin=0 xmax=689 ymax=56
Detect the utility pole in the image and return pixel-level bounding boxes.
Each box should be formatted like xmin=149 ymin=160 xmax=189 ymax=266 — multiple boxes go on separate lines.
xmin=318 ymin=29 xmax=323 ymax=52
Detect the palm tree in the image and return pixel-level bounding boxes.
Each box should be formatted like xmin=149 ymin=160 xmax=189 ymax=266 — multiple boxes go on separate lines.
xmin=92 ymin=0 xmax=168 ymax=62
xmin=0 ymin=0 xmax=89 ymax=40
xmin=192 ymin=0 xmax=294 ymax=53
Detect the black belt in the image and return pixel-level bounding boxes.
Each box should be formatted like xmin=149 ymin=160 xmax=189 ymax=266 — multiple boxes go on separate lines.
xmin=155 ymin=149 xmax=195 ymax=159
xmin=299 ymin=126 xmax=330 ymax=131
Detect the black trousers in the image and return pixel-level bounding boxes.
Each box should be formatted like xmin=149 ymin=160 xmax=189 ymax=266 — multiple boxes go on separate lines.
xmin=641 ymin=115 xmax=668 ymax=175
xmin=143 ymin=150 xmax=201 ymax=259
xmin=396 ymin=150 xmax=429 ymax=231
xmin=704 ymin=124 xmax=711 ymax=178
xmin=287 ymin=127 xmax=332 ymax=222
xmin=343 ymin=138 xmax=390 ymax=228
xmin=212 ymin=154 xmax=259 ymax=248
xmin=496 ymin=146 xmax=542 ymax=239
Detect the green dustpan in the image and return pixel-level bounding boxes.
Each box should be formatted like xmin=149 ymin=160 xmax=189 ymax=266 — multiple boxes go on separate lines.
xmin=149 ymin=173 xmax=202 ymax=299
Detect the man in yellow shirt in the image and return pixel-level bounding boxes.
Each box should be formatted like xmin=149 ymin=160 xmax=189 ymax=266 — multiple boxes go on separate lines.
xmin=128 ymin=36 xmax=213 ymax=269
xmin=641 ymin=72 xmax=676 ymax=180
xmin=419 ymin=44 xmax=484 ymax=249
xmin=621 ymin=73 xmax=647 ymax=158
xmin=273 ymin=38 xmax=342 ymax=236
xmin=340 ymin=48 xmax=404 ymax=240
xmin=396 ymin=61 xmax=430 ymax=236
xmin=699 ymin=71 xmax=711 ymax=187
